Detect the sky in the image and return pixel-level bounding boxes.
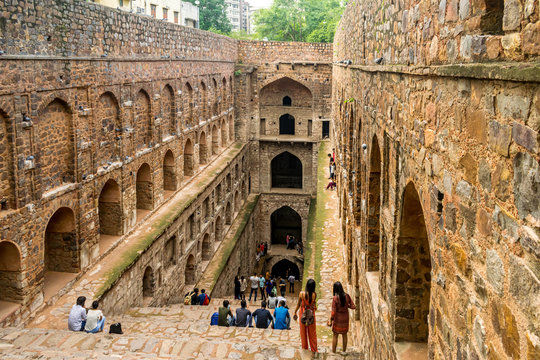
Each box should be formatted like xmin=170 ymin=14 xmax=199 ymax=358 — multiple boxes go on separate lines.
xmin=248 ymin=0 xmax=273 ymax=9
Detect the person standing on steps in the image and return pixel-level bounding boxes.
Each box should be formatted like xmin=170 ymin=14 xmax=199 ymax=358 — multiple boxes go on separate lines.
xmin=234 ymin=276 xmax=241 ymax=300
xmin=259 ymin=274 xmax=266 ymax=301
xmin=327 ymin=281 xmax=356 ymax=353
xmin=249 ymin=273 xmax=259 ymax=302
xmin=293 ymin=279 xmax=318 ymax=353
xmin=288 ymin=273 xmax=296 ymax=294
xmin=279 ymin=277 xmax=287 ymax=297
xmin=239 ymin=276 xmax=247 ymax=301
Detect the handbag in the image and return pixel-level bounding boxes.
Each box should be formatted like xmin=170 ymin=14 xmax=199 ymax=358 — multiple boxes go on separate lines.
xmin=109 ymin=322 xmax=123 ymax=334
xmin=300 ymin=292 xmax=315 ymax=326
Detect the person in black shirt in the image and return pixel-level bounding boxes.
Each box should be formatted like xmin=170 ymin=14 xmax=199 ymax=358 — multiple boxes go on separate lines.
xmin=252 ymin=300 xmax=274 ymax=329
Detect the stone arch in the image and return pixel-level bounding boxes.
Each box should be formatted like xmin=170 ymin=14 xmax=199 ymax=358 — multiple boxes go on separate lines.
xmin=367 ymin=135 xmax=381 ymax=271
xmin=395 ymin=182 xmax=431 ymax=343
xmin=184 ymin=138 xmax=194 ymax=177
xmin=136 ymin=163 xmax=153 ymax=210
xmin=200 ymin=81 xmax=207 ymax=120
xmin=283 ymin=96 xmax=292 ymax=106
xmin=271 ymin=206 xmax=301 ymax=245
xmin=221 ymin=119 xmax=228 ymax=145
xmin=212 ymin=78 xmax=218 ymax=116
xmin=163 ymin=150 xmax=177 ymax=191
xmin=215 ymin=216 xmax=223 ymax=243
xmin=0 ymin=109 xmax=15 ymax=210
xmin=241 ymin=180 xmax=246 ymax=200
xmin=142 ymin=266 xmax=154 ymax=298
xmin=97 ymin=92 xmax=121 ymax=167
xmin=135 ymin=89 xmax=152 ymax=150
xmin=234 ymin=190 xmax=240 ymax=212
xmin=98 ymin=179 xmax=122 ymax=236
xmin=221 ymin=77 xmax=227 ymax=112
xmin=211 ymin=124 xmax=219 ymax=155
xmin=39 ymin=98 xmax=75 ymax=191
xmin=201 ymin=233 xmax=212 ymax=261
xmin=279 ymin=114 xmax=295 ymax=135
xmin=45 ymin=207 xmax=78 ymax=272
xmin=229 ymin=115 xmax=234 ymax=142
xmin=184 ymin=82 xmax=193 ymax=127
xmin=259 ymin=76 xmax=313 ymax=105
xmin=0 ymin=241 xmax=23 ymax=303
xmin=199 ymin=131 xmax=208 ymax=164
xmin=271 ymin=151 xmax=303 ymax=189
xmin=185 ymin=254 xmax=196 ymax=285
xmin=162 ymin=84 xmax=175 ymax=137
xmin=225 ymin=202 xmax=232 ymax=225
xmin=271 ymin=259 xmax=300 ymax=279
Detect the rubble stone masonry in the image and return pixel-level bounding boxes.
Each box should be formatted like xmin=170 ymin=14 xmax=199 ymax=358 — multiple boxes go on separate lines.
xmin=333 ymin=0 xmax=539 ymax=359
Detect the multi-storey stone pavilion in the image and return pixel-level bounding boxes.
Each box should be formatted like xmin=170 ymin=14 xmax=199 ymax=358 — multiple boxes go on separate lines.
xmin=0 ymin=0 xmax=538 ymax=359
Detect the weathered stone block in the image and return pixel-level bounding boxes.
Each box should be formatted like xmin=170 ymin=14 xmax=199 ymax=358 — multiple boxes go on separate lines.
xmin=456 ymin=180 xmax=472 ymax=200
xmin=526 ymin=331 xmax=540 ymax=360
xmin=513 ymin=152 xmax=540 ymax=221
xmin=486 ymin=249 xmax=504 ymax=294
xmin=523 ymin=22 xmax=540 ymax=55
xmin=512 ymin=122 xmax=538 ymax=152
xmin=509 ymin=255 xmax=540 ymax=326
xmin=491 ymin=302 xmax=520 ymax=359
xmin=459 ymin=153 xmax=478 ymax=183
xmin=478 ymin=160 xmax=492 ymax=191
xmin=466 ymin=109 xmax=487 ymax=143
xmin=492 ymin=162 xmax=511 ymax=201
xmin=497 ymin=94 xmax=530 ymax=121
xmin=445 ymin=203 xmax=457 ymax=232
xmin=452 ymin=243 xmax=469 ymax=274
xmin=503 ymin=0 xmax=522 ymax=31
xmin=501 ymin=33 xmax=522 ymax=58
xmin=488 ymin=121 xmax=511 ymax=157
xmin=476 ymin=208 xmax=491 ymax=238
xmin=473 ymin=315 xmax=486 ymax=356
xmin=459 ymin=0 xmax=469 ymax=20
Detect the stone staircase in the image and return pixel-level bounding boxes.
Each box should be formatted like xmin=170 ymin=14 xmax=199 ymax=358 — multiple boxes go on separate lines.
xmin=0 ymin=297 xmax=362 ymax=359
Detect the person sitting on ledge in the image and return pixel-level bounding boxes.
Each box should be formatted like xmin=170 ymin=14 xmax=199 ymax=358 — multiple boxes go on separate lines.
xmin=68 ymin=296 xmax=87 ymax=331
xmin=218 ymin=300 xmax=235 ymax=327
xmin=273 ymin=300 xmax=291 ymax=330
xmin=84 ymin=300 xmax=106 ymax=333
xmin=235 ymin=300 xmax=252 ymax=327
xmin=252 ymin=300 xmax=274 ymax=329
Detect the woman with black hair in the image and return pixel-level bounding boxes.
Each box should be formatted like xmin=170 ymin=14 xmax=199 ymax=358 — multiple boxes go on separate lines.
xmin=293 ymin=278 xmax=318 ymax=352
xmin=234 ymin=276 xmax=241 ymax=300
xmin=327 ymin=281 xmax=356 ymax=353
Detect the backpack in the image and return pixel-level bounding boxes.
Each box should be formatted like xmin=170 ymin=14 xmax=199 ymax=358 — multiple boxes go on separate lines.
xmin=300 ymin=292 xmax=315 ymax=326
xmin=210 ymin=312 xmax=219 ymax=326
xmin=109 ymin=322 xmax=123 ymax=334
xmin=202 ymin=294 xmax=210 ymax=305
xmin=184 ymin=291 xmax=194 ymax=305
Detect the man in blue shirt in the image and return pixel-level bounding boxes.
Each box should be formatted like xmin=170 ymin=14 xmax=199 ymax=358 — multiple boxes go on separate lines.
xmin=252 ymin=301 xmax=274 ymax=329
xmin=198 ymin=289 xmax=210 ymax=305
xmin=273 ymin=300 xmax=290 ymax=330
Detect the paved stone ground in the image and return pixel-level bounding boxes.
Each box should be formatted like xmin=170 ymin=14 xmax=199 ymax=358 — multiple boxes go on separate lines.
xmin=0 ymin=142 xmax=362 ymax=359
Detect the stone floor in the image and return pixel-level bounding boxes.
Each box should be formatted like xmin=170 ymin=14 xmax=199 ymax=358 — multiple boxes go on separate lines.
xmin=0 ymin=141 xmax=363 ymax=359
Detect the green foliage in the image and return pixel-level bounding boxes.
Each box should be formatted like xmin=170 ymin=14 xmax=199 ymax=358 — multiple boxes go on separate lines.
xmin=255 ymin=0 xmax=344 ymax=43
xmin=228 ymin=30 xmax=258 ymax=40
xmin=184 ymin=0 xmax=232 ymax=34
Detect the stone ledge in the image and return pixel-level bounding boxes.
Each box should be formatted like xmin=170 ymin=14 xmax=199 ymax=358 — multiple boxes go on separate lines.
xmin=336 ymin=62 xmax=540 ymax=83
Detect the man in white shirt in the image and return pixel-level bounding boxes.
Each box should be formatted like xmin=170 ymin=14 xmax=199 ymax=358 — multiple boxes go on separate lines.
xmin=249 ymin=273 xmax=259 ymax=302
xmin=68 ymin=296 xmax=87 ymax=331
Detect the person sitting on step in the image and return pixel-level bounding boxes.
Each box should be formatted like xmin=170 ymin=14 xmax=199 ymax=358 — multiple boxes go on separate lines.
xmin=218 ymin=300 xmax=235 ymax=327
xmin=252 ymin=300 xmax=274 ymax=329
xmin=198 ymin=289 xmax=210 ymax=305
xmin=235 ymin=300 xmax=252 ymax=327
xmin=84 ymin=300 xmax=106 ymax=333
xmin=68 ymin=296 xmax=87 ymax=332
xmin=273 ymin=300 xmax=291 ymax=330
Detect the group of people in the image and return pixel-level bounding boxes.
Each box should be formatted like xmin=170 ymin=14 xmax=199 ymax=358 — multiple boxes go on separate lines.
xmin=67 ymin=296 xmax=106 ymax=333
xmin=285 ymin=234 xmax=303 ymax=255
xmin=255 ymin=242 xmax=268 ymax=262
xmin=235 ymin=271 xmax=296 ymax=302
xmin=216 ymin=278 xmax=356 ymax=354
xmin=184 ymin=288 xmax=211 ymax=305
xmin=212 ymin=298 xmax=291 ymax=330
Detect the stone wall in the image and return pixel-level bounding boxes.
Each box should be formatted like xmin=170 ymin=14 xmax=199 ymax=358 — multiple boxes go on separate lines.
xmin=333 ymin=1 xmax=540 ymax=359
xmin=237 ymin=41 xmax=332 ymax=64
xmin=0 ymin=0 xmax=236 ymax=326
xmin=99 ymin=147 xmax=249 ymax=315
xmin=333 ymin=0 xmax=540 ymax=66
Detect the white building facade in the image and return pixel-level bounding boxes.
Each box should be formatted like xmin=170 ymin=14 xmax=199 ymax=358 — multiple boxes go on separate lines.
xmin=225 ymin=0 xmax=250 ymax=32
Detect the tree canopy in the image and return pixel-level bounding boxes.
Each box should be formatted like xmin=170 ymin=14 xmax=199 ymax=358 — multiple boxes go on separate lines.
xmin=184 ymin=0 xmax=232 ymax=34
xmin=254 ymin=0 xmax=344 ymax=43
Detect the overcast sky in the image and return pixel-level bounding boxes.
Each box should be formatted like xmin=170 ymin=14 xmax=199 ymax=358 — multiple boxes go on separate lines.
xmin=248 ymin=0 xmax=273 ymax=9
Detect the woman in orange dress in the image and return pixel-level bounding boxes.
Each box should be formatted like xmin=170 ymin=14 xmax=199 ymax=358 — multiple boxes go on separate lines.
xmin=293 ymin=279 xmax=318 ymax=352
xmin=327 ymin=281 xmax=356 ymax=353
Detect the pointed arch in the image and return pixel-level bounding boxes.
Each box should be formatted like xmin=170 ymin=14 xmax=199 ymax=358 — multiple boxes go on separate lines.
xmin=45 ymin=207 xmax=78 ymax=272
xmin=135 ymin=90 xmax=152 ymax=150
xmin=163 ymin=150 xmax=177 ymax=191
xmin=202 ymin=233 xmax=212 ymax=261
xmin=185 ymin=254 xmax=196 ymax=285
xmin=199 ymin=131 xmax=208 ymax=164
xmin=271 ymin=151 xmax=303 ymax=189
xmin=39 ymin=99 xmax=75 ymax=191
xmin=184 ymin=138 xmax=194 ymax=177
xmin=162 ymin=84 xmax=175 ymax=137
xmin=200 ymin=81 xmax=207 ymax=121
xmin=395 ymin=182 xmax=431 ymax=343
xmin=0 ymin=241 xmax=23 ymax=303
xmin=142 ymin=266 xmax=154 ymax=298
xmin=211 ymin=125 xmax=219 ymax=155
xmin=367 ymin=135 xmax=381 ymax=271
xmin=136 ymin=163 xmax=153 ymax=210
xmin=184 ymin=82 xmax=193 ymax=127
xmin=98 ymin=179 xmax=122 ymax=236
xmin=97 ymin=92 xmax=121 ymax=167
xmin=271 ymin=206 xmax=301 ymax=245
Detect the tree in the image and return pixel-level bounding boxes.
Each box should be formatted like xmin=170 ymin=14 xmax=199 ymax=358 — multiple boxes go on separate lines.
xmin=254 ymin=0 xmax=344 ymax=43
xmin=184 ymin=0 xmax=232 ymax=34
